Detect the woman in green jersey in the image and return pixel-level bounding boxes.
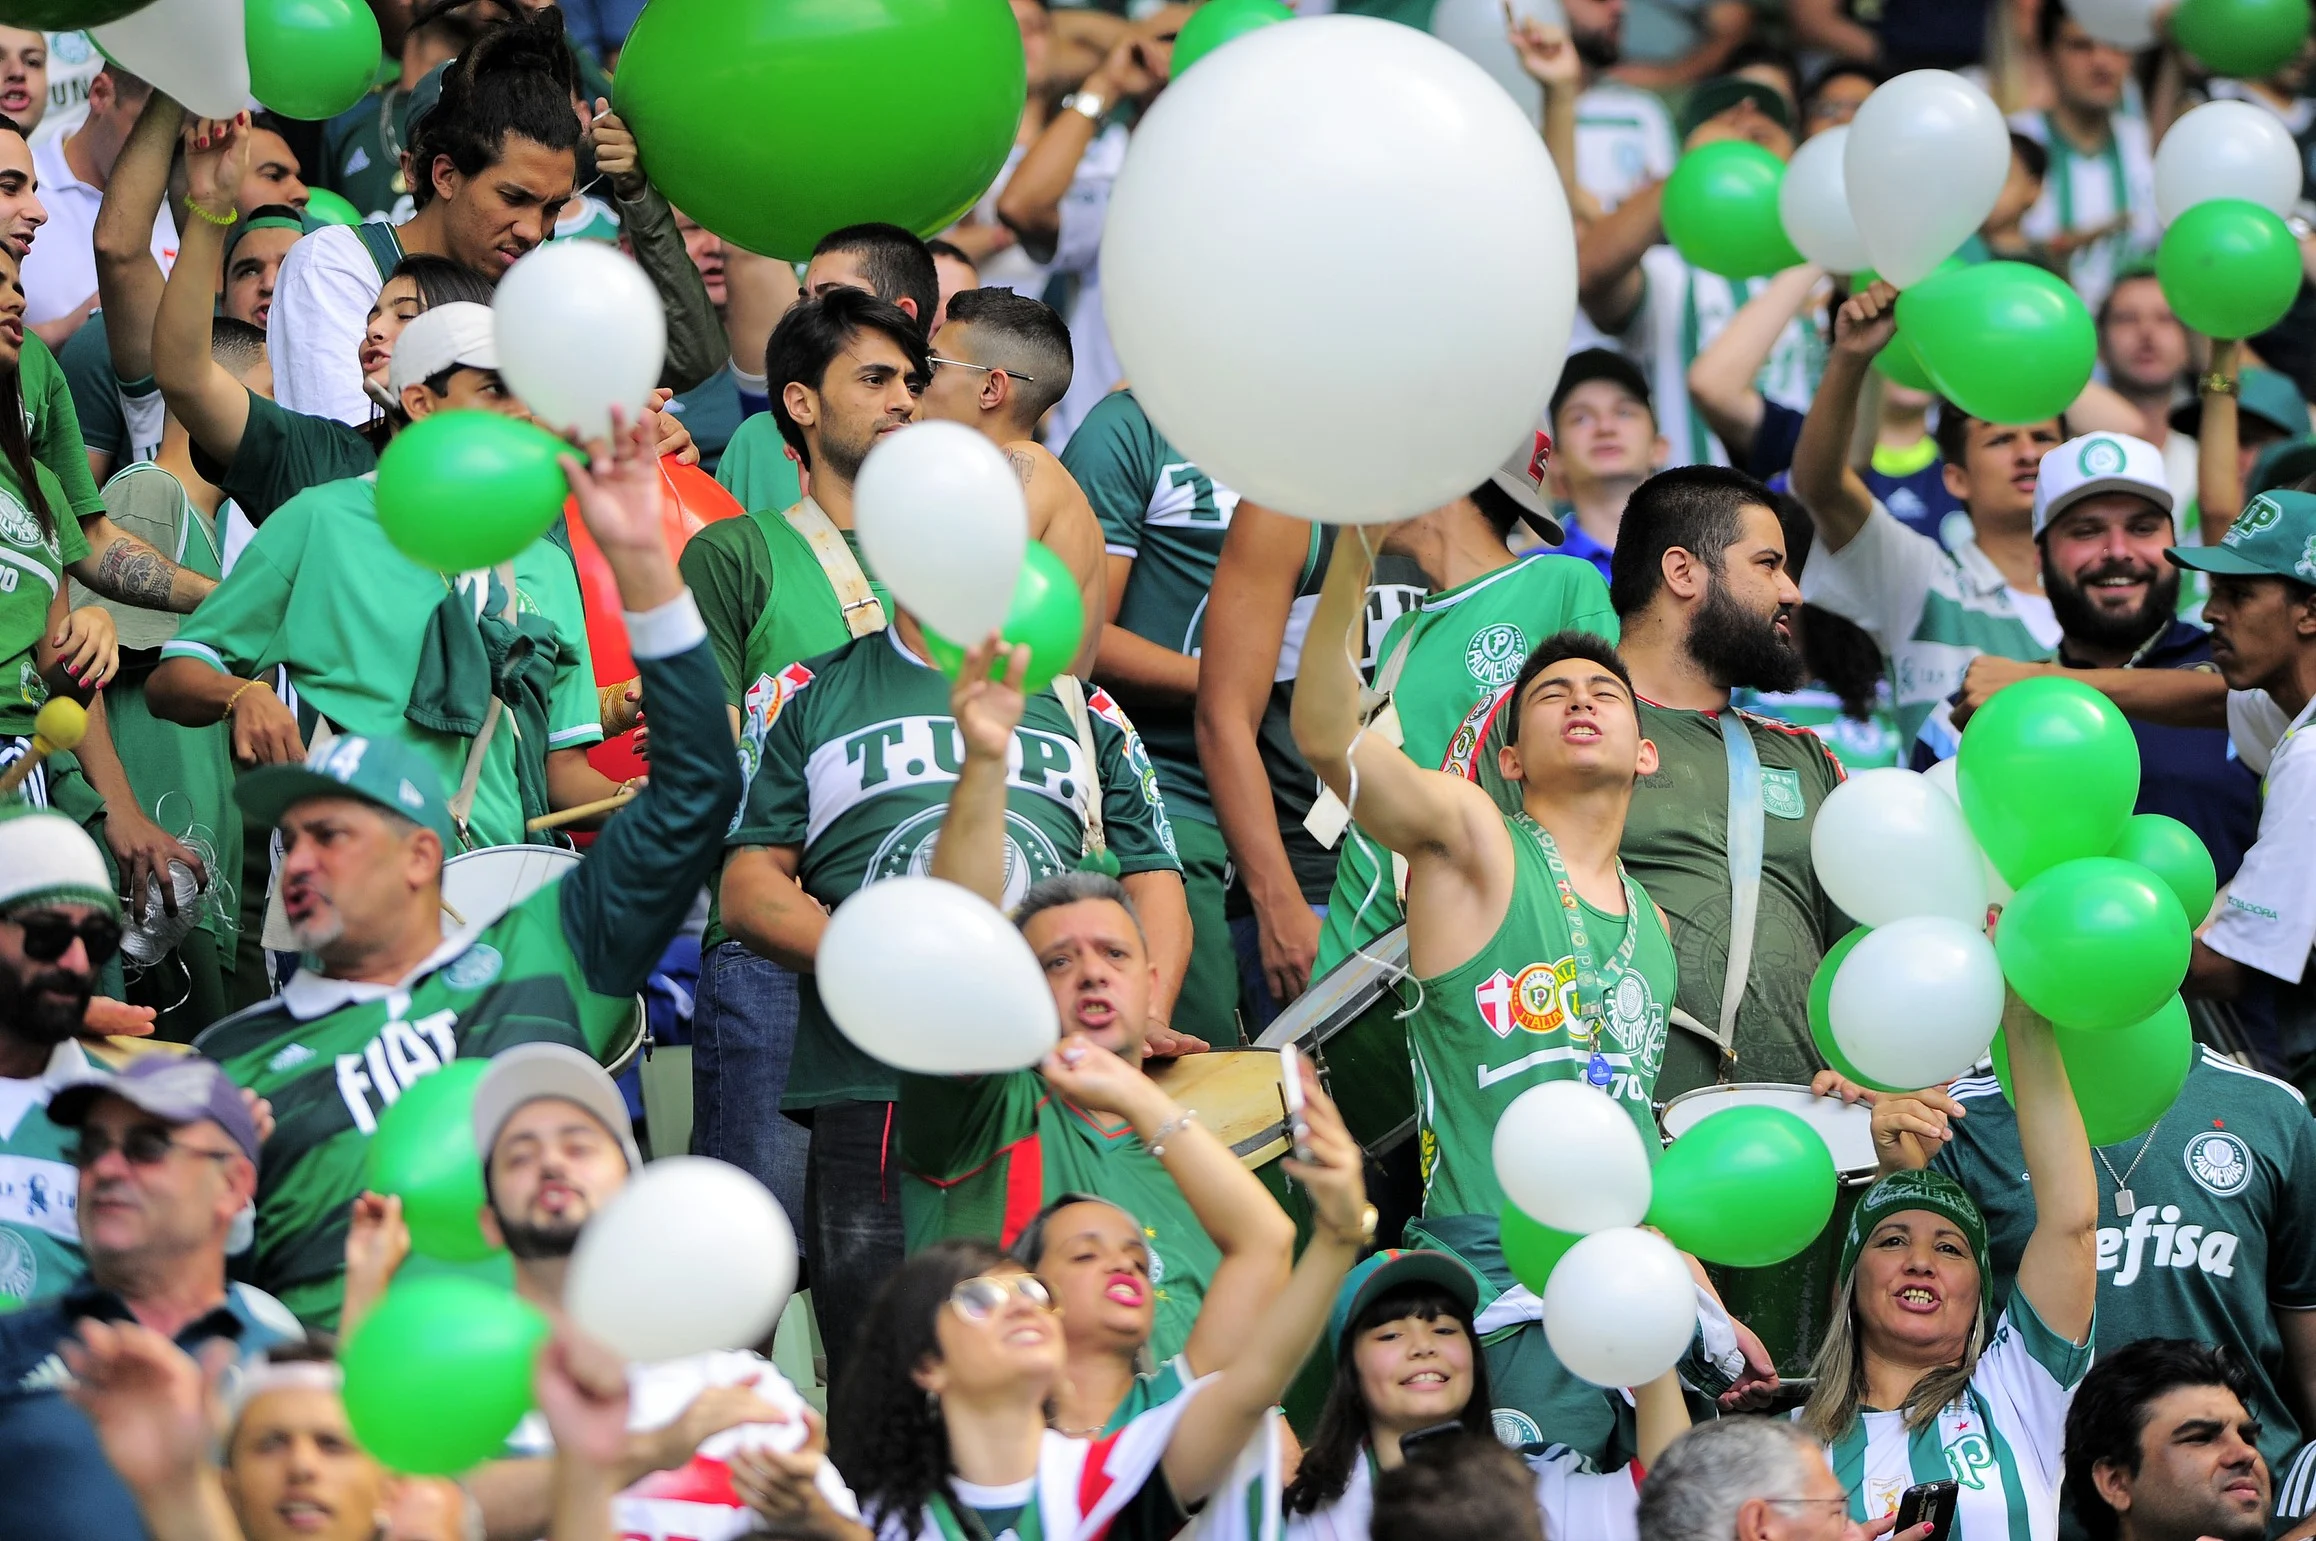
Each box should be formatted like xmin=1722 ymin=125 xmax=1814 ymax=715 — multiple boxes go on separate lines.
xmin=1798 ymin=996 xmax=2097 ymax=1541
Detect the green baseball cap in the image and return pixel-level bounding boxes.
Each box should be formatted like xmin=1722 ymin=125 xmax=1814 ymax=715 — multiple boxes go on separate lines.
xmin=2170 ymin=366 xmax=2311 ymax=441
xmin=1834 ymin=1168 xmax=1992 ymax=1310
xmin=2249 ymin=435 xmax=2316 ymax=499
xmin=236 ymin=735 xmax=458 ymax=848
xmin=2169 ymin=489 xmax=2316 ymax=581
xmin=1328 ymin=1248 xmax=1484 ymax=1353
xmin=1678 ymin=75 xmax=1796 ymax=142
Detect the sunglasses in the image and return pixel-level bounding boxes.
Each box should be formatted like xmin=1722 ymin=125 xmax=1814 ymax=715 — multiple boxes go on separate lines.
xmin=949 ymin=1273 xmax=1054 ymax=1322
xmin=69 ymin=1125 xmax=237 ymax=1169
xmin=10 ymin=910 xmax=122 ymax=966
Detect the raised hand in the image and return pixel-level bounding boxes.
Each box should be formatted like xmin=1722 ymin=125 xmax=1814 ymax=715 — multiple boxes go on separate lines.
xmin=62 ymin=1319 xmax=233 ymax=1499
xmin=1506 ymin=9 xmax=1580 ymax=92
xmin=950 ymin=634 xmax=1029 ymax=766
xmin=1833 ymin=278 xmax=1901 ymax=359
xmin=182 ymin=112 xmax=252 ymax=217
xmin=1281 ymin=1059 xmax=1367 ymax=1237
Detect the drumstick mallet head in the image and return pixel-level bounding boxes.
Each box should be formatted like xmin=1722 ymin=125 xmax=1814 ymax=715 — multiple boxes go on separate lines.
xmin=0 ymin=696 xmax=88 ymax=797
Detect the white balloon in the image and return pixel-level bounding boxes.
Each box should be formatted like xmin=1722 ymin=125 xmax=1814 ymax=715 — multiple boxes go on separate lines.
xmin=1428 ymin=0 xmax=1565 ymax=125
xmin=1542 ymin=1228 xmax=1696 ymax=1387
xmin=1811 ymin=767 xmax=1988 ymax=927
xmin=2154 ymin=101 xmax=2303 ymax=225
xmin=567 ymin=1157 xmax=797 ymax=1363
xmin=1491 ymin=1080 xmax=1652 ymax=1234
xmin=1103 ymin=16 xmax=1575 ymax=524
xmin=1920 ymin=758 xmax=2013 ymax=904
xmin=93 ymin=0 xmax=249 ymax=120
xmin=817 ymin=877 xmax=1059 ymax=1074
xmin=1845 ymin=71 xmax=2011 ymax=287
xmin=493 ymin=242 xmax=667 ymax=442
xmin=2065 ymin=0 xmax=2158 ymax=48
xmin=1780 ymin=127 xmax=1873 ymax=273
xmin=853 ymin=423 xmax=1029 ymax=644
xmin=1829 ymin=918 xmax=2005 ymax=1089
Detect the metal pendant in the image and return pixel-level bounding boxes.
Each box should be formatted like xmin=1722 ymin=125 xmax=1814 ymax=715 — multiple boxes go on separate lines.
xmin=2114 ymin=1187 xmax=2136 ymax=1217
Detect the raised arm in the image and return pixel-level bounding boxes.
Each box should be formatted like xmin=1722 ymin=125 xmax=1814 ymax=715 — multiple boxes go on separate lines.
xmin=997 ymin=37 xmax=1164 ymax=262
xmin=587 ymin=102 xmax=725 ymax=394
xmin=929 ymin=634 xmax=1032 ymax=906
xmin=1506 ymin=19 xmax=1593 ymax=220
xmin=61 ymin=1322 xmax=249 ymax=1541
xmin=2004 ymin=990 xmax=2096 ymax=1346
xmin=722 ymin=245 xmax=799 ymax=398
xmin=2198 ymin=340 xmax=2244 ymax=545
xmin=151 ymin=116 xmax=255 ymax=464
xmin=1688 ymin=263 xmax=1822 ymax=463
xmin=1792 ymin=280 xmax=1893 ymax=553
xmin=93 ymin=90 xmax=185 ymax=392
xmin=1577 ymin=181 xmax=1661 ymax=334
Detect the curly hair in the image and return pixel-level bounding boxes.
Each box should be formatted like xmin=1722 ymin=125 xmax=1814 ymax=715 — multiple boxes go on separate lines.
xmin=406 ymin=6 xmax=580 ymax=210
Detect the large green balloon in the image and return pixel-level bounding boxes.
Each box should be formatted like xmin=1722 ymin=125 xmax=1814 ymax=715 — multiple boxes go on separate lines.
xmin=2158 ymin=199 xmax=2303 ymax=342
xmin=1808 ymin=928 xmax=1909 ymax=1092
xmin=1173 ymin=0 xmax=1292 ymax=73
xmin=613 ymin=0 xmax=1024 ymax=259
xmin=1990 ymin=994 xmax=2194 ymax=1146
xmin=1897 ymin=262 xmax=2096 ymax=425
xmin=2108 ymin=814 xmax=2218 ymax=928
xmin=922 ymin=542 xmax=1085 ymax=695
xmin=247 ymin=0 xmax=381 ymax=120
xmin=1661 ymin=141 xmax=1803 ymax=280
xmin=303 ymin=188 xmax=362 ymax=228
xmin=1956 ymin=675 xmax=2141 ymax=887
xmin=1646 ymin=1107 xmax=1837 ymax=1268
xmin=1996 ymin=858 xmax=2191 ymax=1032
xmin=1500 ymin=1204 xmax=1579 ymax=1294
xmin=377 ymin=411 xmax=574 ymax=573
xmin=1860 ymin=262 xmax=1963 ymax=392
xmin=361 ymin=1059 xmax=498 ymax=1263
xmin=2173 ymin=0 xmax=2312 ymax=78
xmin=342 ymin=1276 xmax=546 ymax=1475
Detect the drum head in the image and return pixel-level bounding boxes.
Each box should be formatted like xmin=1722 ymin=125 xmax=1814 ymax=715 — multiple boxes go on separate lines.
xmin=441 ymin=846 xmax=584 ymax=938
xmin=1659 ymin=1082 xmax=1877 ymax=1177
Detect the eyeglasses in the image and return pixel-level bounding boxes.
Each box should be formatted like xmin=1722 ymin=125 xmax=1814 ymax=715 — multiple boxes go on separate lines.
xmin=69 ymin=1125 xmax=238 ymax=1169
xmin=8 ymin=910 xmax=122 ymax=966
xmin=949 ymin=1273 xmax=1055 ymax=1321
xmin=1766 ymin=1499 xmax=1852 ymax=1514
xmin=927 ymin=355 xmax=1036 ymax=384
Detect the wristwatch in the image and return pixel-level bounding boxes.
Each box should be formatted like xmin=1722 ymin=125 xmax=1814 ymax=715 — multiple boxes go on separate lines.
xmin=1060 ymin=88 xmax=1109 ymax=124
xmin=2198 ymin=373 xmax=2241 ymax=398
xmin=1325 ymin=1203 xmax=1380 ymax=1248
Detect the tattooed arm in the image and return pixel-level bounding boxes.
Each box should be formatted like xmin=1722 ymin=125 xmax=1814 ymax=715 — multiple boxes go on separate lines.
xmin=67 ymin=516 xmax=215 ymax=613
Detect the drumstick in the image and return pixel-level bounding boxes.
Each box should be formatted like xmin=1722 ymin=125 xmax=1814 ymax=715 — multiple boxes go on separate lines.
xmin=524 ymin=782 xmax=638 ymax=833
xmin=0 ymin=697 xmax=88 ymax=797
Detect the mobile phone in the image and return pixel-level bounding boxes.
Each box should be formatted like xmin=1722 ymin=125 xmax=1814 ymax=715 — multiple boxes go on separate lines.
xmin=1894 ymin=1480 xmax=1959 ymax=1541
xmin=1280 ymin=1044 xmax=1312 ymax=1162
xmin=1398 ymin=1420 xmax=1467 ymax=1459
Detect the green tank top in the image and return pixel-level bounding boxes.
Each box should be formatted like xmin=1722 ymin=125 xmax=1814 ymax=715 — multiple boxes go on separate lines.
xmin=1410 ymin=812 xmax=1676 ymax=1219
xmin=730 ymin=502 xmax=892 ymax=790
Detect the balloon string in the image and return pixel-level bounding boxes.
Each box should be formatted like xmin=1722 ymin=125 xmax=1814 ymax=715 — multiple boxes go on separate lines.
xmin=1338 ymin=526 xmax=1421 ymax=1022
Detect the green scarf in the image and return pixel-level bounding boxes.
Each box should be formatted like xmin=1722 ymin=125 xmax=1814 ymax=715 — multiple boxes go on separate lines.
xmin=406 ymin=569 xmax=564 ymax=843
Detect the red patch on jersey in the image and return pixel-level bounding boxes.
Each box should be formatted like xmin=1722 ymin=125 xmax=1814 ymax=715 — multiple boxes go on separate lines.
xmin=1526 ymin=431 xmax=1553 ymax=486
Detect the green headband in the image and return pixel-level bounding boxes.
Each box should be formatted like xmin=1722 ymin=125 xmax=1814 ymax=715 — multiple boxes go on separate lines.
xmin=1835 ymin=1168 xmax=1994 ymax=1310
xmin=225 ymin=214 xmax=306 ymax=271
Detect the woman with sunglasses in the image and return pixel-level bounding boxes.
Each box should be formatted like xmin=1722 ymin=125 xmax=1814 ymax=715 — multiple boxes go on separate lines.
xmin=819 ymin=1058 xmax=1372 ymax=1541
xmin=1279 ymin=1249 xmax=1690 ymax=1541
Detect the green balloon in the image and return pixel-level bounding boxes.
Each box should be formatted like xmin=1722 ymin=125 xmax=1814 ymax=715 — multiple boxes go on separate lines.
xmin=361 ymin=1059 xmax=498 ymax=1263
xmin=1808 ymin=928 xmax=1909 ymax=1092
xmin=1501 ymin=1204 xmax=1580 ymax=1294
xmin=1990 ymin=995 xmax=2193 ymax=1146
xmin=1646 ymin=1106 xmax=1837 ymax=1267
xmin=2158 ymin=199 xmax=2303 ymax=342
xmin=614 ymin=0 xmax=1023 ymax=258
xmin=1896 ymin=261 xmax=2096 ymax=425
xmin=1874 ymin=331 xmax=1936 ymax=391
xmin=1996 ymin=857 xmax=2191 ymax=1032
xmin=302 ymin=188 xmax=362 ymax=227
xmin=1173 ymin=0 xmax=1292 ymax=73
xmin=247 ymin=0 xmax=382 ymax=120
xmin=2108 ymin=814 xmax=2218 ymax=928
xmin=377 ymin=411 xmax=574 ymax=573
xmin=1956 ymin=675 xmax=2140 ymax=887
xmin=922 ymin=542 xmax=1085 ymax=694
xmin=1661 ymin=141 xmax=1803 ymax=280
xmin=2173 ymin=0 xmax=2312 ymax=78
xmin=342 ymin=1276 xmax=546 ymax=1475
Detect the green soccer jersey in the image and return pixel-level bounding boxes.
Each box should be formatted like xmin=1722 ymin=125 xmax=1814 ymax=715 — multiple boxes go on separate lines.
xmin=0 ymin=458 xmax=89 ymax=736
xmin=900 ymin=1070 xmax=1221 ymax=1362
xmin=159 ymin=476 xmax=601 ymax=850
xmin=198 ymin=390 xmax=379 ymax=526
xmin=732 ymin=629 xmax=1180 ymax=1109
xmin=1410 ymin=812 xmax=1676 ymax=1220
xmin=1734 ymin=683 xmax=1905 ymax=771
xmin=0 ymin=1039 xmax=104 ymax=1305
xmin=1315 ymin=556 xmax=1619 ymax=976
xmin=1062 ymin=388 xmax=1234 ymax=820
xmin=24 ymin=333 xmax=106 ymax=526
xmin=713 ymin=415 xmax=804 ymax=518
xmin=1934 ymin=1052 xmax=2316 ymax=1501
xmin=198 ymin=630 xmax=740 ymax=1329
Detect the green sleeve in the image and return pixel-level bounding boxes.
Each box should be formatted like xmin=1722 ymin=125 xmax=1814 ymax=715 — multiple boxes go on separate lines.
xmin=897 ymin=1070 xmax=1040 ymax=1181
xmin=1558 ymin=562 xmax=1620 ymax=643
xmin=1092 ymin=703 xmax=1181 ymax=875
xmin=57 ymin=315 xmax=125 ymax=459
xmin=1059 ymin=394 xmax=1155 ymax=555
xmin=678 ymin=517 xmax=770 ymax=705
xmin=41 ymin=467 xmax=89 ymax=565
xmin=714 ymin=416 xmax=802 ymax=514
xmin=23 ymin=334 xmax=103 ymax=519
xmin=215 ymin=392 xmax=379 ymax=526
xmin=159 ymin=499 xmax=313 ymax=674
xmin=530 ymin=552 xmax=604 ymax=751
xmin=726 ymin=657 xmax=814 ymax=848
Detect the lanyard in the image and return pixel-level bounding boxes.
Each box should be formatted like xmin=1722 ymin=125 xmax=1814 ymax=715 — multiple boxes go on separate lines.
xmin=929 ymin=1489 xmax=1047 ymax=1541
xmin=2042 ymin=113 xmax=2129 ymax=236
xmin=1512 ymin=812 xmax=1643 ymax=1051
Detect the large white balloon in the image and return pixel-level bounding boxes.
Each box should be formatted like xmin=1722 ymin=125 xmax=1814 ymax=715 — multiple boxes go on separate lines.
xmin=1428 ymin=0 xmax=1565 ymax=124
xmin=1845 ymin=71 xmax=2011 ymax=287
xmin=817 ymin=877 xmax=1059 ymax=1074
xmin=1829 ymin=917 xmax=2005 ymax=1089
xmin=854 ymin=422 xmax=1029 ymax=644
xmin=1491 ymin=1080 xmax=1652 ymax=1234
xmin=93 ymin=0 xmax=250 ymax=119
xmin=1102 ymin=16 xmax=1575 ymax=524
xmin=567 ymin=1157 xmax=797 ymax=1363
xmin=2154 ymin=101 xmax=2303 ymax=225
xmin=2065 ymin=0 xmax=2158 ymax=48
xmin=1543 ymin=1228 xmax=1696 ymax=1387
xmin=1780 ymin=127 xmax=1872 ymax=273
xmin=493 ymin=243 xmax=666 ymax=442
xmin=1811 ymin=767 xmax=1988 ymax=927
xmin=1921 ymin=757 xmax=2013 ymax=904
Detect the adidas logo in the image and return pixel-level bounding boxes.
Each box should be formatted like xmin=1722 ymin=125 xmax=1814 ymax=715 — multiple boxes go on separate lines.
xmin=267 ymin=1043 xmax=316 ymax=1073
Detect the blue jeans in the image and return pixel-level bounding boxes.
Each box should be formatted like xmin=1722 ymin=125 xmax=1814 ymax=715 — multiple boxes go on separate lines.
xmin=690 ymin=942 xmax=810 ymax=1247
xmin=1230 ymin=905 xmax=1328 ymax=1031
xmin=802 ymin=1098 xmax=905 ymax=1390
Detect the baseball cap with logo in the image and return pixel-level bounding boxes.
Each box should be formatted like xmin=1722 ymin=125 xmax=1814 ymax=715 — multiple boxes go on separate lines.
xmin=2169 ymin=490 xmax=2316 ymax=584
xmin=51 ymin=1053 xmax=263 ymax=1164
xmin=2031 ymin=432 xmax=2173 ymax=539
xmin=1327 ymin=1247 xmax=1484 ymax=1353
xmin=387 ymin=300 xmax=499 ymax=398
xmin=236 ymin=735 xmax=459 ymax=848
xmin=1477 ymin=428 xmax=1565 ymax=545
xmin=470 ymin=1042 xmax=642 ymax=1172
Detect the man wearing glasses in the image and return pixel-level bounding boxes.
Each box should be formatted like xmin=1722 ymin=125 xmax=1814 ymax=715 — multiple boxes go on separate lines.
xmin=0 ymin=1052 xmax=304 ymax=1541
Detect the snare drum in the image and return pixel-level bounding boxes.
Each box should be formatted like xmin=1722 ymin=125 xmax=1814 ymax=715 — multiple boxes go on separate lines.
xmin=1256 ymin=926 xmax=1417 ymax=1156
xmin=438 ymin=845 xmax=647 ymax=1074
xmin=1659 ymin=1082 xmax=1879 ymax=1375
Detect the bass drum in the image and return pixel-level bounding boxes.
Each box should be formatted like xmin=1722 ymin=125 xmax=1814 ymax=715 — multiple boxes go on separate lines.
xmin=438 ymin=846 xmax=648 ymax=1078
xmin=1659 ymin=1082 xmax=1879 ymax=1376
xmin=1255 ymin=926 xmax=1416 ymax=1157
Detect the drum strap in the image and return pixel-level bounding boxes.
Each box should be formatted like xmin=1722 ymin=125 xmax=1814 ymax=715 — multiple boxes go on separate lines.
xmin=1714 ymin=710 xmax=1765 ymax=1055
xmin=444 ymin=563 xmax=520 ymax=853
xmin=783 ymin=498 xmax=887 ymax=639
xmin=1050 ymin=675 xmax=1109 ymax=867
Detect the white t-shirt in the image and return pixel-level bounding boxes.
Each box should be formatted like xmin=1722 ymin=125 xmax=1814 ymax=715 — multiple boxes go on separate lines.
xmin=20 ymin=133 xmax=176 ymax=326
xmin=1565 ymin=83 xmax=1678 ymax=355
xmin=1609 ymin=246 xmax=1825 ymax=468
xmin=2205 ymin=690 xmax=2316 ymax=984
xmin=30 ymin=32 xmax=101 ymax=150
xmin=2008 ymin=111 xmax=2160 ymax=312
xmin=268 ymin=221 xmax=395 ymax=427
xmin=1281 ymin=1442 xmax=1642 ymax=1541
xmin=1043 ymin=122 xmax=1130 ymax=451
